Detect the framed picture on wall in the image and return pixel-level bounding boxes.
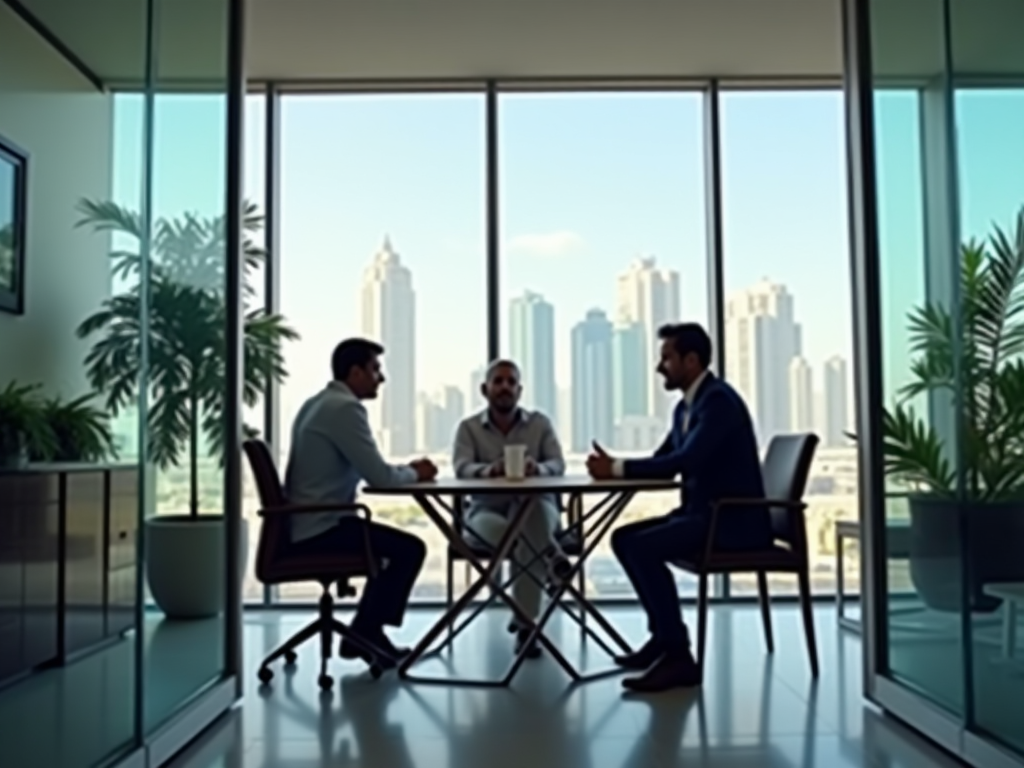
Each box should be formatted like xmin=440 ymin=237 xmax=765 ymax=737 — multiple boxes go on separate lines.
xmin=0 ymin=134 xmax=28 ymax=315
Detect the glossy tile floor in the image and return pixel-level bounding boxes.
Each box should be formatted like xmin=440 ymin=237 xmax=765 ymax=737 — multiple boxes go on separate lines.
xmin=166 ymin=604 xmax=968 ymax=768
xmin=0 ymin=615 xmax=223 ymax=768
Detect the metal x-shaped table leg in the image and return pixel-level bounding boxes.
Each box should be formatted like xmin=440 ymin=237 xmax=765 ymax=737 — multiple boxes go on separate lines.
xmin=398 ymin=492 xmax=579 ymax=686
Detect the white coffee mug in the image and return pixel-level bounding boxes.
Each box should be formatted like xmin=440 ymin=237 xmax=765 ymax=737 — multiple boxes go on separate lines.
xmin=504 ymin=444 xmax=527 ymax=481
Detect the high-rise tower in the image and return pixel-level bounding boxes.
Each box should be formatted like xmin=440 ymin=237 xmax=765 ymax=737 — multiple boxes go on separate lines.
xmin=361 ymin=236 xmax=416 ymax=456
xmin=616 ymin=257 xmax=680 ymax=419
xmin=724 ymin=279 xmax=801 ymax=446
xmin=823 ymin=355 xmax=850 ymax=447
xmin=571 ymin=309 xmax=614 ymax=452
xmin=508 ymin=291 xmax=557 ymax=420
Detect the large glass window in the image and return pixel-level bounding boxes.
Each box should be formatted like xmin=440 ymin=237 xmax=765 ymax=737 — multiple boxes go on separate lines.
xmin=498 ymin=91 xmax=707 ymax=599
xmin=954 ymin=84 xmax=1024 ymax=756
xmin=867 ymin=3 xmax=1024 ymax=757
xmin=872 ymin=86 xmax=946 ymax=708
xmin=253 ymin=87 xmax=863 ymax=610
xmin=720 ymin=90 xmax=855 ymax=597
xmin=277 ymin=93 xmax=486 ymax=601
xmin=241 ymin=91 xmax=267 ymax=603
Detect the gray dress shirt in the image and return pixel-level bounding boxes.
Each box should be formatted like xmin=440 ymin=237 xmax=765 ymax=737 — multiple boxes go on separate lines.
xmin=284 ymin=381 xmax=417 ymax=542
xmin=452 ymin=408 xmax=566 ymax=515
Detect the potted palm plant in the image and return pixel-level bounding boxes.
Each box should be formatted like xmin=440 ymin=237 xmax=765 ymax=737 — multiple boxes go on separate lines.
xmin=0 ymin=382 xmax=55 ymax=469
xmin=32 ymin=394 xmax=116 ymax=463
xmin=76 ymin=200 xmax=297 ymax=618
xmin=884 ymin=207 xmax=1024 ymax=613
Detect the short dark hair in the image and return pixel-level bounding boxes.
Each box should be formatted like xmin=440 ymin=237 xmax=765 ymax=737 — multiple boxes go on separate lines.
xmin=658 ymin=323 xmax=712 ymax=368
xmin=331 ymin=338 xmax=384 ymax=380
xmin=485 ymin=358 xmax=521 ymax=382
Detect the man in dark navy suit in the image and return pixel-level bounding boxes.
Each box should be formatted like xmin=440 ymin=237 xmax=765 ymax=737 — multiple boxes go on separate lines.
xmin=586 ymin=322 xmax=769 ymax=693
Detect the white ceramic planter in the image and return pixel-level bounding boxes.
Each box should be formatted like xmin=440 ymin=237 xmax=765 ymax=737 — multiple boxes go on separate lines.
xmin=146 ymin=514 xmax=249 ymax=619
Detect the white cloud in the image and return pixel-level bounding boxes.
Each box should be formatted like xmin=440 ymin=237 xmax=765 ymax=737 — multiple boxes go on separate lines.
xmin=506 ymin=231 xmax=584 ymax=258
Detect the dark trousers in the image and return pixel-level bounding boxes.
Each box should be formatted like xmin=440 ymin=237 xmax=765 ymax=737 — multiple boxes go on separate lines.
xmin=294 ymin=517 xmax=426 ymax=631
xmin=611 ymin=515 xmax=707 ymax=648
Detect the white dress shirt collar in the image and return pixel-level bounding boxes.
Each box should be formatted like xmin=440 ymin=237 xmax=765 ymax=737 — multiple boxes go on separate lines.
xmin=683 ymin=370 xmax=710 ymax=407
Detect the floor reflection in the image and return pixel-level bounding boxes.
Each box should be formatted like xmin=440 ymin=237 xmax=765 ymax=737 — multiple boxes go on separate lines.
xmin=165 ymin=605 xmax=968 ymax=768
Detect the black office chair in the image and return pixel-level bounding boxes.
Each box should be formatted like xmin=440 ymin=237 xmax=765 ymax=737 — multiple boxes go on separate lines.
xmin=671 ymin=433 xmax=821 ymax=677
xmin=243 ymin=439 xmax=397 ymax=690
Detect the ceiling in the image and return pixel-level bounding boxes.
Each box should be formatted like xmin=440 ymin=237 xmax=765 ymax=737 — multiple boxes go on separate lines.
xmin=13 ymin=0 xmax=844 ymax=86
xmin=245 ymin=0 xmax=844 ymax=83
xmin=11 ymin=0 xmax=1024 ymax=88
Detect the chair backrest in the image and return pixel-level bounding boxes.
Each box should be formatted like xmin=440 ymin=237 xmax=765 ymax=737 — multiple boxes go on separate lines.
xmin=243 ymin=439 xmax=289 ymax=582
xmin=243 ymin=438 xmax=287 ymax=508
xmin=762 ymin=433 xmax=819 ymax=549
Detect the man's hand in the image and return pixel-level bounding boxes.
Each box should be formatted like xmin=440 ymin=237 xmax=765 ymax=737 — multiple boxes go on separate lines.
xmin=485 ymin=459 xmax=505 ymax=478
xmin=586 ymin=440 xmax=615 ymax=480
xmin=525 ymin=457 xmax=539 ymax=476
xmin=410 ymin=457 xmax=438 ymax=482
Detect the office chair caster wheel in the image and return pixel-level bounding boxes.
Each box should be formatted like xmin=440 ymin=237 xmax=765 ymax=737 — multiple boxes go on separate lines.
xmin=284 ymin=651 xmax=298 ymax=667
xmin=369 ymin=664 xmax=383 ymax=680
xmin=257 ymin=667 xmax=273 ymax=684
xmin=317 ymin=673 xmax=334 ymax=691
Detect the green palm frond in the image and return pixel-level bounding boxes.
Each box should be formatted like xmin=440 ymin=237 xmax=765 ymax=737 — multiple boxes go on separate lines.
xmin=0 ymin=382 xmax=57 ymax=461
xmin=886 ymin=206 xmax=1024 ymax=501
xmin=37 ymin=394 xmax=116 ymax=462
xmin=76 ymin=200 xmax=299 ymax=514
xmin=76 ymin=197 xmax=265 ymax=300
xmin=882 ymin=405 xmax=955 ymax=493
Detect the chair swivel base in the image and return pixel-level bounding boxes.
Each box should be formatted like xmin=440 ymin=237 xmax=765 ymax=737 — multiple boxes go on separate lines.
xmin=256 ymin=590 xmax=393 ymax=690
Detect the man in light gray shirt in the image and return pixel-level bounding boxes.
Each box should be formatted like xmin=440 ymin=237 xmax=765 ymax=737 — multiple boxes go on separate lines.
xmin=452 ymin=359 xmax=570 ymax=658
xmin=285 ymin=338 xmax=437 ymax=668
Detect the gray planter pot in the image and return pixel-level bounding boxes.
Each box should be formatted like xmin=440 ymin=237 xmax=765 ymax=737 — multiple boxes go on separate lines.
xmin=146 ymin=514 xmax=249 ymax=619
xmin=908 ymin=495 xmax=1024 ymax=613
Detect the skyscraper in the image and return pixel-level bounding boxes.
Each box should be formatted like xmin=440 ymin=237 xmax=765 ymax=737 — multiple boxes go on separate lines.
xmin=468 ymin=365 xmax=486 ymax=412
xmin=724 ymin=279 xmax=801 ymax=446
xmin=509 ymin=291 xmax=557 ymax=420
xmin=571 ymin=309 xmax=614 ymax=452
xmin=612 ymin=321 xmax=647 ymax=424
xmin=361 ymin=236 xmax=416 ymax=457
xmin=823 ymin=355 xmax=850 ymax=447
xmin=416 ymin=386 xmax=465 ymax=453
xmin=789 ymin=356 xmax=815 ymax=432
xmin=616 ymin=257 xmax=680 ymax=420
xmin=415 ymin=394 xmax=442 ymax=454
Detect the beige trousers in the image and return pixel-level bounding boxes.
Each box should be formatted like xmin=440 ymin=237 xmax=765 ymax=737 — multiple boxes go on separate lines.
xmin=463 ymin=498 xmax=560 ymax=619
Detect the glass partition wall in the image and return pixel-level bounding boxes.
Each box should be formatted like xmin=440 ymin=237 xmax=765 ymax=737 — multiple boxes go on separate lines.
xmin=0 ymin=0 xmax=245 ymax=766
xmin=848 ymin=0 xmax=1024 ymax=765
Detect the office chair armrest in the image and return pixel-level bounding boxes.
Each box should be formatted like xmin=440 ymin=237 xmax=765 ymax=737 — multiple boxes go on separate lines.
xmin=259 ymin=502 xmax=374 ymax=520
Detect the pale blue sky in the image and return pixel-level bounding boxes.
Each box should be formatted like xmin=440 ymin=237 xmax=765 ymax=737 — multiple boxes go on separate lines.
xmin=110 ymin=88 xmax=1024 ymax=430
xmin=113 ymin=89 xmax=855 ymax=429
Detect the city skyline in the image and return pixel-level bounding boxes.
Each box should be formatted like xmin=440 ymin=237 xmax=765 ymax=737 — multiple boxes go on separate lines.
xmin=223 ymin=90 xmax=859 ymax=462
xmin=360 ymin=238 xmax=852 ymax=457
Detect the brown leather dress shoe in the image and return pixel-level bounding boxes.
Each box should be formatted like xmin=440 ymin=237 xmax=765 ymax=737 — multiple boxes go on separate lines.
xmin=621 ymin=650 xmax=702 ymax=693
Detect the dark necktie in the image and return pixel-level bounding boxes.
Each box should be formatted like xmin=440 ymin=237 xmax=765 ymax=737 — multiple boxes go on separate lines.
xmin=679 ymin=401 xmax=691 ymax=435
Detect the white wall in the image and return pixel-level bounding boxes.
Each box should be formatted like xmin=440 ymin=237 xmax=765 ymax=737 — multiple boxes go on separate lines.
xmin=0 ymin=3 xmax=114 ymax=397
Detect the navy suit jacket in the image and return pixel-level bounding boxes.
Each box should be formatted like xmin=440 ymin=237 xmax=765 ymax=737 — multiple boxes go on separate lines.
xmin=623 ymin=373 xmax=772 ymax=551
